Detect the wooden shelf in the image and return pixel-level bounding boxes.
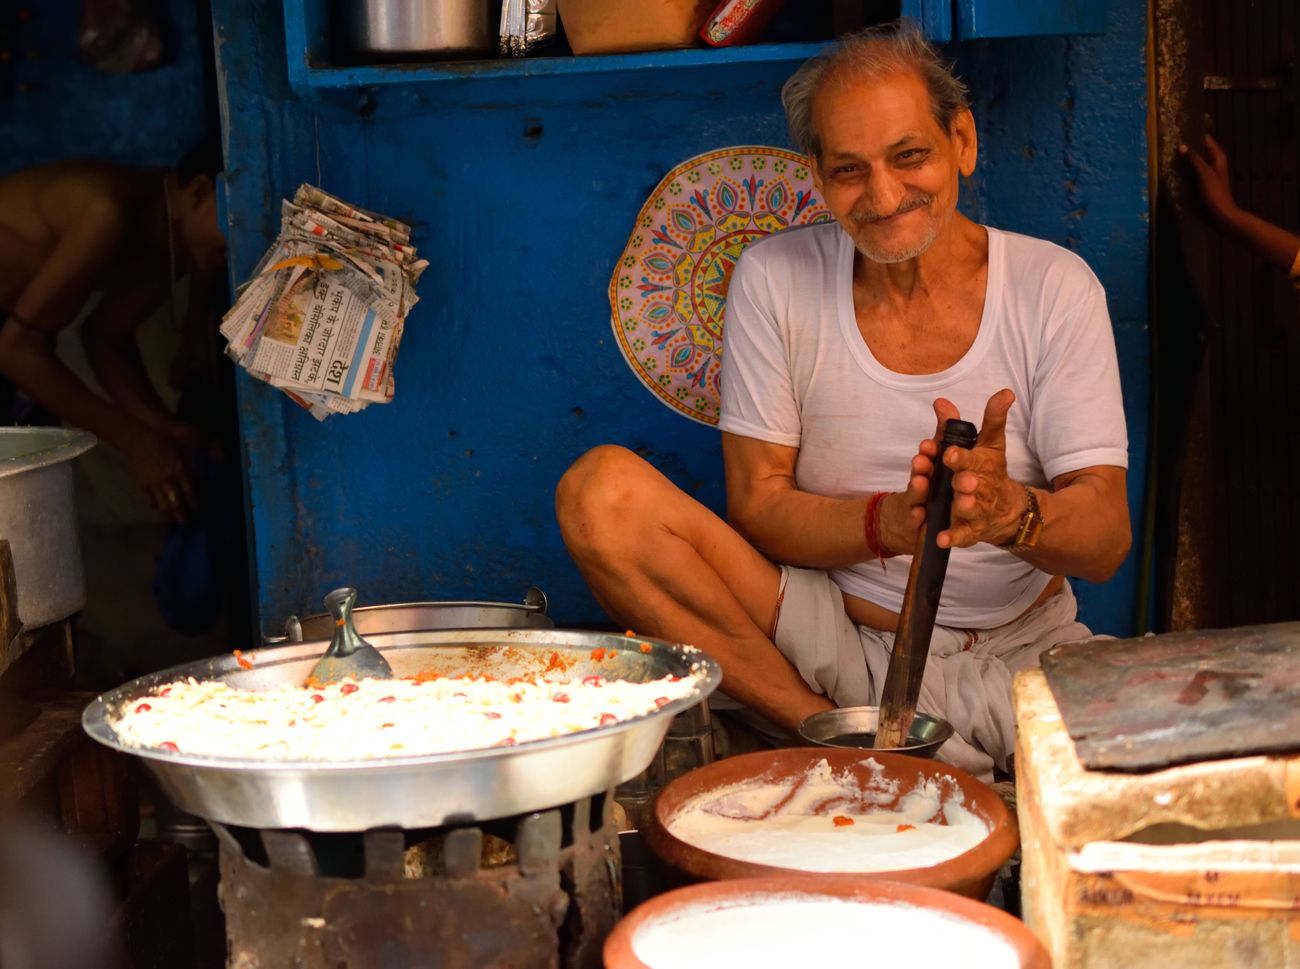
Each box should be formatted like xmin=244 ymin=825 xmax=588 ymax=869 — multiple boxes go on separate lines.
xmin=282 ymin=2 xmax=830 ymax=94
xmin=296 ymin=42 xmax=831 ymax=92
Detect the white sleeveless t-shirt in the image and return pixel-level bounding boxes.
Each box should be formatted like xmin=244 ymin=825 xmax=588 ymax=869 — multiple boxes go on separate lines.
xmin=718 ymin=222 xmax=1128 ymax=628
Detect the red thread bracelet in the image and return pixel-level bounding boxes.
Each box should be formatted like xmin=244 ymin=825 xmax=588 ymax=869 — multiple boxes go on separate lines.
xmin=864 ymin=491 xmax=897 ymax=571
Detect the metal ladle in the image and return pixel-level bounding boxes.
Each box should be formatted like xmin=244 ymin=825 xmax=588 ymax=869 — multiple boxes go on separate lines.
xmin=304 ymin=587 xmax=393 ymax=687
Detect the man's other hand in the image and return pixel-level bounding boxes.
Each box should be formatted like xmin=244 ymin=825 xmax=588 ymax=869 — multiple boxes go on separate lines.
xmin=937 ymin=388 xmax=1024 ymax=549
xmin=125 ymin=429 xmax=196 ymax=522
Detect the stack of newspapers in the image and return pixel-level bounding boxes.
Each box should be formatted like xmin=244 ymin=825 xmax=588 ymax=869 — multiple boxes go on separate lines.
xmin=220 ymin=185 xmax=427 ymax=420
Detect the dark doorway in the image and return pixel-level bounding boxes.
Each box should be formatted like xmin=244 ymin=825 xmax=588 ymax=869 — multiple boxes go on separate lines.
xmin=1152 ymin=0 xmax=1298 ymax=630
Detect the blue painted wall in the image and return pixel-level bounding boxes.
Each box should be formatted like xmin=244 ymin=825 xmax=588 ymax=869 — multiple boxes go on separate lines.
xmin=0 ymin=0 xmax=211 ymax=175
xmin=214 ymin=2 xmax=1148 ymax=637
xmin=955 ymin=4 xmax=1151 ymax=633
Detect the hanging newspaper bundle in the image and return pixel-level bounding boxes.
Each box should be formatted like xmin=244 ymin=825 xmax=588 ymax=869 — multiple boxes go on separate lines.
xmin=219 ymin=185 xmax=427 ymax=420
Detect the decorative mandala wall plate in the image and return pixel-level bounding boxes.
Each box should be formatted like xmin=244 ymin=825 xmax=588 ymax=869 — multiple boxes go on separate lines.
xmin=609 ymin=146 xmax=832 ymax=426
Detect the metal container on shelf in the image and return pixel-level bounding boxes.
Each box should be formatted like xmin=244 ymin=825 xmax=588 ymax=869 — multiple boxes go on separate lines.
xmin=342 ymin=0 xmax=496 ymax=57
xmin=0 ymin=428 xmax=96 ymax=629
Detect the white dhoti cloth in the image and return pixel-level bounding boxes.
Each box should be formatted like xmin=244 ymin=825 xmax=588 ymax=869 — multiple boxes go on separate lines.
xmin=771 ymin=566 xmax=1092 ymax=780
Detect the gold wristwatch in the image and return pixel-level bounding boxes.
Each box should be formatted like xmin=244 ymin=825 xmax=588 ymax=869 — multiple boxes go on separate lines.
xmin=1005 ymin=486 xmax=1043 ymax=550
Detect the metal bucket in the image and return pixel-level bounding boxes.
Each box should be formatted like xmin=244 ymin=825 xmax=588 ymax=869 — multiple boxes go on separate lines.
xmin=0 ymin=428 xmax=96 ymax=628
xmin=342 ymin=0 xmax=496 ymax=56
xmin=265 ymin=587 xmax=554 ymax=644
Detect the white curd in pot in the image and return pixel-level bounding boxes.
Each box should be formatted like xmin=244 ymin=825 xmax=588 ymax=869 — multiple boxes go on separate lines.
xmin=631 ymin=895 xmax=1019 ymax=969
xmin=666 ymin=758 xmax=990 ymax=872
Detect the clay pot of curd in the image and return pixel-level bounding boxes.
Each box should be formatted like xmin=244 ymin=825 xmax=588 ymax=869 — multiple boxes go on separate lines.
xmin=604 ymin=875 xmax=1050 ymax=969
xmin=643 ymin=748 xmax=1018 ymax=900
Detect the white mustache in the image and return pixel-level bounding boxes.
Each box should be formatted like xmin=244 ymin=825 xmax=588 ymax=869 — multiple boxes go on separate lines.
xmin=852 ymin=193 xmax=933 ymax=224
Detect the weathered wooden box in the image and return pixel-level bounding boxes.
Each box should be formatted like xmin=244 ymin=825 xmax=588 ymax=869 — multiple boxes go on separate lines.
xmin=1014 ymin=668 xmax=1300 ymax=969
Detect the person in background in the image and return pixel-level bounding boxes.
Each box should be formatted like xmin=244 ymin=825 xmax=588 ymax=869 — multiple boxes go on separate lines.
xmin=1181 ymin=134 xmax=1300 ymax=288
xmin=0 ymin=143 xmax=227 ymax=520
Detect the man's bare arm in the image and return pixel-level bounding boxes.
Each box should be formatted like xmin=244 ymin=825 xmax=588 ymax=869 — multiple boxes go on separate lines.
xmin=1012 ymin=466 xmax=1130 ymax=582
xmin=0 ymin=196 xmax=139 ymax=449
xmin=722 ymin=432 xmax=931 ymax=567
xmin=1182 ymin=135 xmax=1300 ymax=274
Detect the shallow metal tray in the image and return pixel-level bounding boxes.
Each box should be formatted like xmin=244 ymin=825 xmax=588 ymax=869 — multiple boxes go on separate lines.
xmin=82 ymin=628 xmax=720 ymax=832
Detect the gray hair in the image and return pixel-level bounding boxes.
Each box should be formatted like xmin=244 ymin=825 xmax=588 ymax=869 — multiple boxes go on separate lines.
xmin=781 ymin=19 xmax=971 ymax=160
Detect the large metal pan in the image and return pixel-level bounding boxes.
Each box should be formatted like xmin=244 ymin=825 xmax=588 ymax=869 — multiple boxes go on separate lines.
xmin=82 ymin=628 xmax=720 ymax=832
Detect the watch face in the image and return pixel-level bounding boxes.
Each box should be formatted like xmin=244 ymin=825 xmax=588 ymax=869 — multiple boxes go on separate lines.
xmin=1019 ymin=516 xmax=1043 ymax=549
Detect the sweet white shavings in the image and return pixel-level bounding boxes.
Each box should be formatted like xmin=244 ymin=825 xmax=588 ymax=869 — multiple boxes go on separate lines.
xmin=110 ymin=671 xmax=700 ymax=760
xmin=667 ymin=758 xmax=989 ymax=873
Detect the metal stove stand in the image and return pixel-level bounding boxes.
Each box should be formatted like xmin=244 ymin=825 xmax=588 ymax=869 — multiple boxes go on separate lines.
xmin=215 ymin=791 xmax=621 ymax=968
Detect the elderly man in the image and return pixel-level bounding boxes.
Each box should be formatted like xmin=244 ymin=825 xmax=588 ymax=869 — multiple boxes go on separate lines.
xmin=556 ymin=21 xmax=1130 ymax=779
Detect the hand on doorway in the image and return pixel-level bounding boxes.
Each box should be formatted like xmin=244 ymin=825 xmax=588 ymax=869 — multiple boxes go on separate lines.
xmin=1179 ymin=135 xmax=1240 ymax=230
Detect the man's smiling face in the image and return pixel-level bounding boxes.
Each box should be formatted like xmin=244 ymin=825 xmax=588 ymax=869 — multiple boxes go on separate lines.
xmin=811 ymin=68 xmax=977 ymax=264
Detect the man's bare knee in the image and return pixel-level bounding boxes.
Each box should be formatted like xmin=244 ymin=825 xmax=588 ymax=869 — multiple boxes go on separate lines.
xmin=556 ymin=445 xmax=664 ymax=555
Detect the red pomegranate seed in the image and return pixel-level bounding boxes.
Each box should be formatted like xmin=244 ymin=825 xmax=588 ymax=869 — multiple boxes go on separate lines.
xmin=378 ymin=696 xmax=396 ymax=704
xmin=159 ymin=687 xmax=172 ymax=696
xmin=495 ymin=737 xmax=517 ymax=747
xmin=654 ymin=697 xmax=670 ymax=708
xmin=135 ymin=703 xmax=152 ymax=713
xmin=484 ymin=712 xmax=502 ymax=719
xmin=311 ymin=694 xmax=325 ymax=704
xmin=553 ymin=693 xmax=570 ymax=703
xmin=159 ymin=741 xmax=179 ymax=751
xmin=582 ymin=676 xmax=604 ymax=687
xmin=599 ymin=713 xmax=617 ymax=726
xmin=340 ymin=683 xmax=359 ymax=695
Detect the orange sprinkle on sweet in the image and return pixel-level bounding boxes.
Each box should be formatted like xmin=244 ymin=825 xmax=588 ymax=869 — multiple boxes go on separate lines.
xmin=896 ymin=824 xmax=916 ymax=833
xmin=590 ymin=648 xmax=606 ymax=661
xmin=639 ymin=643 xmax=652 ymax=653
xmin=833 ymin=816 xmax=854 ymax=827
xmin=624 ymin=629 xmax=636 ymax=637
